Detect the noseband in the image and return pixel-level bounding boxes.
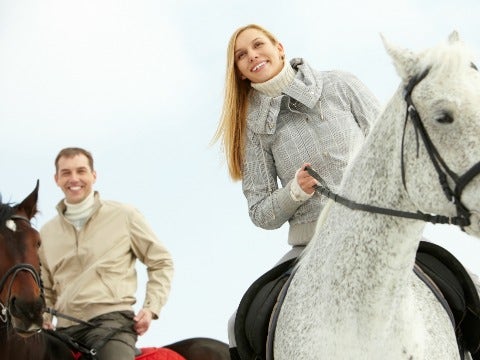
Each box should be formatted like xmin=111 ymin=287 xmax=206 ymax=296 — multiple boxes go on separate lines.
xmin=402 ymin=67 xmax=480 ymax=229
xmin=307 ymin=66 xmax=480 ymax=229
xmin=0 ymin=215 xmax=44 ymax=325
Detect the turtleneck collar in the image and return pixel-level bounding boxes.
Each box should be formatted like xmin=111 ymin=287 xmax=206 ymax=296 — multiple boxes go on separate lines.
xmin=251 ymin=61 xmax=296 ymax=97
xmin=64 ymin=191 xmax=95 ymax=230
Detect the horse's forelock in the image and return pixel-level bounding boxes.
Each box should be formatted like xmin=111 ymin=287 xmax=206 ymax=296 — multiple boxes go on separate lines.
xmin=0 ymin=203 xmax=15 ymax=229
xmin=421 ymin=38 xmax=477 ymax=79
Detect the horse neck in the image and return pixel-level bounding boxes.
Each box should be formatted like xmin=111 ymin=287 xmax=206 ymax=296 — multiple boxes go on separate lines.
xmin=307 ymin=89 xmax=426 ymax=316
xmin=0 ymin=325 xmax=7 ymax=347
xmin=0 ymin=331 xmax=49 ymax=360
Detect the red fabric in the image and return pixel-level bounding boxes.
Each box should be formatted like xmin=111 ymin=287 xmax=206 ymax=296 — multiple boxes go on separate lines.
xmin=73 ymin=347 xmax=185 ymax=360
xmin=136 ymin=347 xmax=186 ymax=360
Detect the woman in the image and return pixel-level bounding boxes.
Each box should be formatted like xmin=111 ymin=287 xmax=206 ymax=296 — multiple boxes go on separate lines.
xmin=214 ymin=24 xmax=381 ymax=358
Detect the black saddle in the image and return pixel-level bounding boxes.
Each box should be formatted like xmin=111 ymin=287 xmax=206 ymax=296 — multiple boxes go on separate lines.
xmin=234 ymin=241 xmax=480 ymax=360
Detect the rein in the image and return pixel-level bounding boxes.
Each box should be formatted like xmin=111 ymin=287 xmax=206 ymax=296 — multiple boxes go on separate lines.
xmin=45 ymin=307 xmax=95 ymax=328
xmin=306 ymin=166 xmax=467 ymax=226
xmin=306 ymin=66 xmax=480 ymax=228
xmin=44 ymin=308 xmax=137 ymax=357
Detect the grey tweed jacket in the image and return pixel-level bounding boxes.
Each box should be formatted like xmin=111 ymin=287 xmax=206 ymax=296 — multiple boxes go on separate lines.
xmin=242 ymin=58 xmax=381 ymax=246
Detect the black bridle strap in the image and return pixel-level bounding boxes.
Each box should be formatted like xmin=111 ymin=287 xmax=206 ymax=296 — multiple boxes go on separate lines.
xmin=455 ymin=161 xmax=480 ymax=200
xmin=403 ymin=70 xmax=480 ymax=226
xmin=306 ymin=166 xmax=469 ymax=226
xmin=406 ymin=105 xmax=458 ymax=200
xmin=0 ymin=214 xmax=45 ymax=325
xmin=401 ymin=69 xmax=457 ymax=193
xmin=0 ymin=215 xmax=43 ymax=293
xmin=0 ymin=263 xmax=43 ymax=324
xmin=307 ymin=64 xmax=479 ymax=229
xmin=0 ymin=264 xmax=42 ymax=295
xmin=401 ymin=69 xmax=431 ymax=192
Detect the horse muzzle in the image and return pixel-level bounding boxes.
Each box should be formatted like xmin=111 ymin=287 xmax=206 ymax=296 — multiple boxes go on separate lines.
xmin=8 ymin=296 xmax=45 ymax=337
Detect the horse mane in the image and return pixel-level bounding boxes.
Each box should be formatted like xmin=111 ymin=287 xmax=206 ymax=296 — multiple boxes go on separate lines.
xmin=0 ymin=197 xmax=15 ymax=229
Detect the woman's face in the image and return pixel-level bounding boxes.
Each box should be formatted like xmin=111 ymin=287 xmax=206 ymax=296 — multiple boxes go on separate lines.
xmin=234 ymin=28 xmax=285 ymax=84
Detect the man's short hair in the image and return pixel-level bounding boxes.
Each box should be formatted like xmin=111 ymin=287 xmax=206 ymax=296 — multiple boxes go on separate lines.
xmin=55 ymin=147 xmax=94 ymax=173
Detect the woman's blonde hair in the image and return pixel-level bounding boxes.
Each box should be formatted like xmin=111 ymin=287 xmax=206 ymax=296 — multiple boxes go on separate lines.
xmin=213 ymin=24 xmax=281 ymax=180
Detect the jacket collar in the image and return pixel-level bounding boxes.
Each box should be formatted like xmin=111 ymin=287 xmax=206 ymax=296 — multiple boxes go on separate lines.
xmin=247 ymin=58 xmax=323 ymax=134
xmin=57 ymin=191 xmax=102 ymax=217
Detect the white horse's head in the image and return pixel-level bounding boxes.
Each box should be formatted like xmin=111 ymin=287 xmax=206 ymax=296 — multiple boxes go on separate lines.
xmin=382 ymin=32 xmax=480 ymax=237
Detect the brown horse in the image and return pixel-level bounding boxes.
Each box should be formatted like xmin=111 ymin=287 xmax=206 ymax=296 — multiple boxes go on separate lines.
xmin=0 ymin=181 xmax=75 ymax=360
xmin=163 ymin=337 xmax=230 ymax=360
xmin=0 ymin=183 xmax=229 ymax=360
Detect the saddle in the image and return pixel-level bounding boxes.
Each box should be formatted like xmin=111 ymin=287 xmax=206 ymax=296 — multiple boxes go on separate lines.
xmin=234 ymin=241 xmax=480 ymax=360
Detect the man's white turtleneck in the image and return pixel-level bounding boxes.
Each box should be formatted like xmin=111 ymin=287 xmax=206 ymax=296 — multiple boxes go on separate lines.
xmin=251 ymin=61 xmax=296 ymax=97
xmin=64 ymin=191 xmax=95 ymax=230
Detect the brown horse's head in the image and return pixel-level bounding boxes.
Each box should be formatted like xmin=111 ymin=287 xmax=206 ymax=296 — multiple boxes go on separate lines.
xmin=0 ymin=181 xmax=44 ymax=337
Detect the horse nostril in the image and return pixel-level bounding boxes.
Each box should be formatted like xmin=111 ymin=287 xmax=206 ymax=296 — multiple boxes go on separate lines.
xmin=10 ymin=296 xmax=44 ymax=322
xmin=9 ymin=296 xmax=24 ymax=318
xmin=9 ymin=296 xmax=17 ymax=313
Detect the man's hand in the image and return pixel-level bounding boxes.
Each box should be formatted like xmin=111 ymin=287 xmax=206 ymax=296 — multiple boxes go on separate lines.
xmin=133 ymin=308 xmax=153 ymax=336
xmin=42 ymin=321 xmax=55 ymax=330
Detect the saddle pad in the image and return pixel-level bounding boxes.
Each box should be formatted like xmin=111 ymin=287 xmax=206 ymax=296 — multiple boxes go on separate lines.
xmin=416 ymin=241 xmax=480 ymax=359
xmin=136 ymin=347 xmax=186 ymax=360
xmin=235 ymin=258 xmax=296 ymax=360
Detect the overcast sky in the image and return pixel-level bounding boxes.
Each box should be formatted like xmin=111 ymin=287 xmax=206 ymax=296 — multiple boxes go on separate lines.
xmin=1 ymin=0 xmax=480 ymax=348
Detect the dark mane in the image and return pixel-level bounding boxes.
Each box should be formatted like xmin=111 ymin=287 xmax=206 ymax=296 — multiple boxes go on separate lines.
xmin=0 ymin=198 xmax=15 ymax=228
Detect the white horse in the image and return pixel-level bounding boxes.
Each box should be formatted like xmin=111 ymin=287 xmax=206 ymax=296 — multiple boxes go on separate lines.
xmin=274 ymin=32 xmax=480 ymax=360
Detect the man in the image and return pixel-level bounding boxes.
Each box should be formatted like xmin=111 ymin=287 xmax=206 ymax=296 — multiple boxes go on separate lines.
xmin=39 ymin=147 xmax=174 ymax=360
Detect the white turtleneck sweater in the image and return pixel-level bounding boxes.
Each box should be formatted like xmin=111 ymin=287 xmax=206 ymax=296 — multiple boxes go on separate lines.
xmin=63 ymin=191 xmax=95 ymax=230
xmin=251 ymin=61 xmax=296 ymax=97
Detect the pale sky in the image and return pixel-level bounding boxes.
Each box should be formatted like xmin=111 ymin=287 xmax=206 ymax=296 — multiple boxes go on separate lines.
xmin=1 ymin=0 xmax=479 ymax=348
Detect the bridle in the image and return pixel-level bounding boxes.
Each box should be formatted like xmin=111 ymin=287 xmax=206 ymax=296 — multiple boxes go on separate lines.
xmin=308 ymin=65 xmax=480 ymax=229
xmin=401 ymin=67 xmax=480 ymax=229
xmin=0 ymin=214 xmax=44 ymax=326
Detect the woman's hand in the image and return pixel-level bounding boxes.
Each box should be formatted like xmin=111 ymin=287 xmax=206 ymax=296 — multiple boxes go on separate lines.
xmin=296 ymin=163 xmax=318 ymax=195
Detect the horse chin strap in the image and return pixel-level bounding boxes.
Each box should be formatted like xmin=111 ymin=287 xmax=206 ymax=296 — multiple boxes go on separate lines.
xmin=401 ymin=68 xmax=480 ymax=231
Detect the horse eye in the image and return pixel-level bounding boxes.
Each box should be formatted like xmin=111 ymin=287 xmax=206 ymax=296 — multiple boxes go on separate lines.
xmin=471 ymin=62 xmax=478 ymax=71
xmin=436 ymin=113 xmax=454 ymax=124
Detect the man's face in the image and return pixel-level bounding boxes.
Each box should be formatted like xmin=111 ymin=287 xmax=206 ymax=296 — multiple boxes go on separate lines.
xmin=54 ymin=154 xmax=96 ymax=204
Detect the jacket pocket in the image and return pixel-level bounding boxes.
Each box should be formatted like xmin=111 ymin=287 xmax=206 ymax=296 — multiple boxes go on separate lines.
xmin=96 ymin=267 xmax=126 ymax=300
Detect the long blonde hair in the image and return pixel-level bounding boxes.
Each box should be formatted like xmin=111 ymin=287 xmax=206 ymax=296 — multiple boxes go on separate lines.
xmin=213 ymin=24 xmax=281 ymax=180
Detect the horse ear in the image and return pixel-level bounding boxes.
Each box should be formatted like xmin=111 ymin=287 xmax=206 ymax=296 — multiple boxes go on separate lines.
xmin=17 ymin=180 xmax=39 ymax=220
xmin=448 ymin=30 xmax=460 ymax=44
xmin=380 ymin=33 xmax=419 ymax=83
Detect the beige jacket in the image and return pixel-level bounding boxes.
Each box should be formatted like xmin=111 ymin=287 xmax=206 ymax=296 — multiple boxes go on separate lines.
xmin=39 ymin=192 xmax=174 ymax=328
